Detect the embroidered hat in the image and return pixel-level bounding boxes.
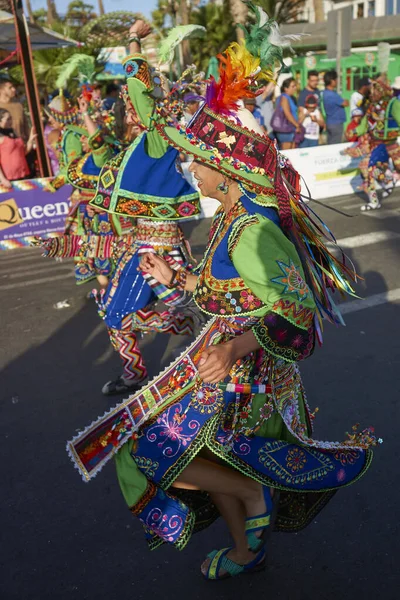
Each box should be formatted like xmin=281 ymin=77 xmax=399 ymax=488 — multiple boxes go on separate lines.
xmin=157 ymin=6 xmax=306 ymax=227
xmin=45 ymin=92 xmax=81 ymax=126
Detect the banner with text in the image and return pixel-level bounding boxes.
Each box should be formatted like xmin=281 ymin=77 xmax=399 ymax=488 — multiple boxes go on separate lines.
xmin=0 ymin=179 xmax=72 ymax=250
xmin=282 ymin=142 xmax=363 ymax=200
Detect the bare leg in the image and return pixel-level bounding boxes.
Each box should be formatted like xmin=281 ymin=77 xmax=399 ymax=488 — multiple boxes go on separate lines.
xmin=173 ymin=457 xmax=266 ymax=575
xmin=96 ymin=274 xmax=109 ymax=288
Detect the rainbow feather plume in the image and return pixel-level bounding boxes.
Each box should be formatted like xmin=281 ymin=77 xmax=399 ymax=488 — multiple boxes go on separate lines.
xmin=206 ymin=49 xmax=256 ymax=117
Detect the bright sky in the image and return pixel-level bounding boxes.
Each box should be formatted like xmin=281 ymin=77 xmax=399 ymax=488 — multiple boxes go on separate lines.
xmin=28 ymin=0 xmax=158 ymax=19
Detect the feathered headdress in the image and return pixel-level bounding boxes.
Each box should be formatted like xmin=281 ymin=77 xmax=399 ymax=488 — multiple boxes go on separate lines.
xmin=55 ymin=53 xmax=96 ymax=89
xmin=239 ymin=1 xmax=308 ymax=74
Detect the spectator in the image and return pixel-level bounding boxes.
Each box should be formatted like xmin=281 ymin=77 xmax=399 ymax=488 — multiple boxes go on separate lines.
xmin=183 ymin=92 xmax=204 ymax=117
xmin=91 ymin=84 xmax=103 ymax=108
xmin=298 ymin=95 xmax=325 ymax=148
xmin=298 ymin=70 xmax=321 ymax=108
xmin=0 ymin=108 xmax=36 ymax=187
xmin=322 ymin=70 xmax=349 ymax=144
xmin=345 ymin=108 xmax=364 ymax=142
xmin=0 ymin=79 xmax=30 ymax=142
xmin=350 ymin=77 xmax=371 ymax=113
xmin=243 ymin=97 xmax=266 ymax=132
xmin=102 ymin=83 xmax=120 ymax=110
xmin=272 ymin=77 xmax=301 ymax=149
xmin=392 ymin=76 xmax=400 ymax=99
xmin=255 ymin=81 xmax=275 ymax=133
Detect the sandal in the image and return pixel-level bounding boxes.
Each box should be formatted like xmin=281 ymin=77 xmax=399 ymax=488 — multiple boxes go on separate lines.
xmin=101 ymin=375 xmax=147 ymax=396
xmin=245 ymin=487 xmax=279 ymax=552
xmin=203 ymin=546 xmax=266 ymax=580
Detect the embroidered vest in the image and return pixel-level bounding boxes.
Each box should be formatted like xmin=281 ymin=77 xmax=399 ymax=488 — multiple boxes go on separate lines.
xmin=194 ymin=197 xmax=280 ymax=317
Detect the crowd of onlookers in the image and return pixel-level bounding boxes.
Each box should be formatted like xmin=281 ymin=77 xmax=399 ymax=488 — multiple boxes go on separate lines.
xmin=1 ymin=68 xmax=399 ymax=188
xmin=251 ymin=69 xmax=400 ymax=150
xmin=0 ymin=77 xmax=121 ymax=187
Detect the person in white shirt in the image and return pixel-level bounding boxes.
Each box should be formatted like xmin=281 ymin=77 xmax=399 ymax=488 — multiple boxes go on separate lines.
xmin=299 ymin=95 xmax=325 ymax=147
xmin=350 ymin=77 xmax=371 ymax=113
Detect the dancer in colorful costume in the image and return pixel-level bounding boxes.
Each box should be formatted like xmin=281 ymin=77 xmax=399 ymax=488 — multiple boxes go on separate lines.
xmin=85 ymin=21 xmax=202 ymax=395
xmin=345 ymin=78 xmax=400 ymax=211
xmin=68 ymin=6 xmax=378 ymax=581
xmin=65 ymin=96 xmax=133 ymax=287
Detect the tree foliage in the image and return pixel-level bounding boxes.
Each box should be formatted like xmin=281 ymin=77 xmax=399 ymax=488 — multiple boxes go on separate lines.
xmin=190 ymin=0 xmax=236 ymax=72
xmin=253 ymin=0 xmax=307 ymax=24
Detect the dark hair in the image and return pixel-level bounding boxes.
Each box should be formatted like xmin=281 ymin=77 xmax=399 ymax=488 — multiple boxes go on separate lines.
xmin=307 ymin=70 xmax=319 ymax=79
xmin=113 ymin=97 xmax=126 ymax=141
xmin=281 ymin=77 xmax=295 ymax=93
xmin=324 ymin=70 xmax=338 ymax=87
xmin=0 ymin=79 xmax=13 ymax=90
xmin=106 ymin=83 xmax=120 ymax=95
xmin=92 ymin=83 xmax=102 ymax=91
xmin=0 ymin=108 xmax=11 ymax=121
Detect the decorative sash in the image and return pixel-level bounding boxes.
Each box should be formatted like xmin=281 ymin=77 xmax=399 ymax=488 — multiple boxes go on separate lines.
xmin=33 ymin=234 xmax=135 ymax=259
xmin=67 ymin=318 xmax=219 ymax=481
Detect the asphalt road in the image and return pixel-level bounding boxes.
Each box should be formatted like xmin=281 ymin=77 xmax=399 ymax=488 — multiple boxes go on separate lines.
xmin=1 ymin=190 xmax=399 ymax=600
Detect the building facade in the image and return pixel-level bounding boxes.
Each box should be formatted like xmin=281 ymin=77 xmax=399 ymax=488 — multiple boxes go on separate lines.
xmin=301 ymin=0 xmax=400 ymax=22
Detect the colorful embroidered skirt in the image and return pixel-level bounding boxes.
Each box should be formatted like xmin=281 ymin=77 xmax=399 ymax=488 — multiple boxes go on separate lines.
xmin=100 ymin=219 xmax=192 ymax=329
xmin=70 ymin=317 xmax=374 ymax=550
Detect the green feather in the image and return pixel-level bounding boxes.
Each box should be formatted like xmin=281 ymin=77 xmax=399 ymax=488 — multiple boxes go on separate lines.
xmin=55 ymin=54 xmax=96 ymax=89
xmin=157 ymin=25 xmax=206 ymax=65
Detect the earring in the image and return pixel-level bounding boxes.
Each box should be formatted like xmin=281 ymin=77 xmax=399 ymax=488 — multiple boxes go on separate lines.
xmin=216 ymin=179 xmax=229 ymax=194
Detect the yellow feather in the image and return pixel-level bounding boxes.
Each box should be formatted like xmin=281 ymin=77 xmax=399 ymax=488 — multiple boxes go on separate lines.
xmin=225 ymin=42 xmax=275 ymax=83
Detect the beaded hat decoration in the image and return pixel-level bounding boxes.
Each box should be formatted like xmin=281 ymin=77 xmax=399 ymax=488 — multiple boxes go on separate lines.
xmin=45 ymin=91 xmax=81 ymax=126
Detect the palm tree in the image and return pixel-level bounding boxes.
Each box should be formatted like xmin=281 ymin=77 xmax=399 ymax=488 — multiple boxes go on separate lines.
xmin=26 ymin=0 xmax=35 ymax=22
xmin=46 ymin=0 xmax=58 ymax=24
xmin=229 ymin=0 xmax=248 ymax=41
xmin=313 ymin=0 xmax=325 ymax=22
xmin=97 ymin=0 xmax=105 ymax=16
xmin=191 ymin=0 xmax=236 ymax=71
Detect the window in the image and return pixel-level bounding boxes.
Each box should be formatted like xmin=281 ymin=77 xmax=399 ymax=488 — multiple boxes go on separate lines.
xmin=357 ymin=2 xmax=364 ymax=17
xmin=368 ymin=0 xmax=375 ymax=15
xmin=386 ymin=0 xmax=394 ymax=14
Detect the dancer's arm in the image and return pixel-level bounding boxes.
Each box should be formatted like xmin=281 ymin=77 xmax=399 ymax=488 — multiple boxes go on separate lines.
xmin=140 ymin=253 xmax=198 ymax=292
xmin=123 ymin=20 xmax=167 ymax=158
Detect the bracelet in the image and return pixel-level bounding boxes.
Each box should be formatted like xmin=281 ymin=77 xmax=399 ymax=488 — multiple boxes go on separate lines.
xmin=175 ymin=269 xmax=187 ymax=291
xmin=167 ymin=268 xmax=187 ymax=290
xmin=81 ymin=111 xmax=89 ymax=116
xmin=128 ymin=35 xmax=140 ymax=44
xmin=168 ymin=269 xmax=178 ymax=287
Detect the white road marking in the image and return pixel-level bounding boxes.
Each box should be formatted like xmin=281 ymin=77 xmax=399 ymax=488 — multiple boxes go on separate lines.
xmin=340 ymin=288 xmax=400 ymax=315
xmin=0 ymin=273 xmax=71 ymax=291
xmin=364 ymin=208 xmax=400 ymax=219
xmin=333 ymin=230 xmax=400 ymax=249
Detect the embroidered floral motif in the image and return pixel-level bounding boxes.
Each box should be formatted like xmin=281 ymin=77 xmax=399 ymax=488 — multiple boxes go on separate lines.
xmin=146 ymin=403 xmax=200 ymax=458
xmin=239 ymin=290 xmax=261 ymax=311
xmin=190 ymin=385 xmax=223 ymax=414
xmin=286 ymin=447 xmax=307 ymax=472
xmin=133 ymin=456 xmax=160 ymax=478
xmin=271 ymin=260 xmax=310 ymax=301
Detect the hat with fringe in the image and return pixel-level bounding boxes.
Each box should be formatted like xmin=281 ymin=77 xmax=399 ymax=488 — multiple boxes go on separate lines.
xmin=45 ymin=91 xmax=81 ymax=126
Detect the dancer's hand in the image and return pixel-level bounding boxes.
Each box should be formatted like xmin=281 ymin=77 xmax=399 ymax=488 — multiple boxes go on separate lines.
xmin=140 ymin=253 xmax=174 ymax=285
xmin=198 ymin=343 xmax=237 ymax=384
xmin=129 ymin=19 xmax=152 ymax=40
